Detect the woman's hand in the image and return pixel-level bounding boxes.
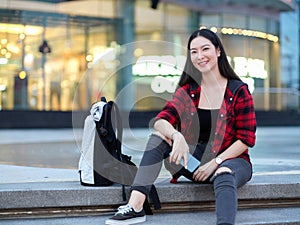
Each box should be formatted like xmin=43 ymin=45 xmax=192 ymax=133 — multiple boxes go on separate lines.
xmin=192 ymin=159 xmax=218 ymax=181
xmin=153 ymin=119 xmax=189 ymax=169
xmin=169 ymin=132 xmax=189 ymax=169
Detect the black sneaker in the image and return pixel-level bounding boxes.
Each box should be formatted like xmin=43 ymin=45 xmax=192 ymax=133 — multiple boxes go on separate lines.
xmin=105 ymin=204 xmax=146 ymax=225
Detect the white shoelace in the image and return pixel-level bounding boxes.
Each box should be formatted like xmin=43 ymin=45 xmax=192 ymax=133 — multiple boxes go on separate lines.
xmin=116 ymin=204 xmax=133 ymax=215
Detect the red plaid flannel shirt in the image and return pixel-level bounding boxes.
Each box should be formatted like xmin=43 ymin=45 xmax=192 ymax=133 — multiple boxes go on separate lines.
xmin=156 ymin=79 xmax=256 ymax=164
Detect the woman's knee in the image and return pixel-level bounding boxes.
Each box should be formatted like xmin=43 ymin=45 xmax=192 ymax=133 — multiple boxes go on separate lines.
xmin=212 ymin=167 xmax=236 ymax=191
xmin=214 ymin=166 xmax=233 ymax=177
xmin=216 ymin=158 xmax=252 ymax=187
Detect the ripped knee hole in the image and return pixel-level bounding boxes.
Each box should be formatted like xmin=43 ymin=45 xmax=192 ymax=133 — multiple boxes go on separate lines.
xmin=213 ymin=167 xmax=233 ymax=177
xmin=209 ymin=167 xmax=234 ymax=182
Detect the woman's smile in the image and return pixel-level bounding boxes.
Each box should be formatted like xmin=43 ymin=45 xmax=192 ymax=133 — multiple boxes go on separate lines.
xmin=190 ymin=36 xmax=220 ymax=74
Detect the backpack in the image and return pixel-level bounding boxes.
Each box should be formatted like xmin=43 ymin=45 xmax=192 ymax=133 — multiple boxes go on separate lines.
xmin=78 ymin=97 xmax=137 ymax=200
xmin=78 ymin=97 xmax=161 ymax=213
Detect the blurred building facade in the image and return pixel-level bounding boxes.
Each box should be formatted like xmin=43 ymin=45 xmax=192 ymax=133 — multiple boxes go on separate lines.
xmin=0 ymin=0 xmax=298 ymax=127
xmin=280 ymin=3 xmax=299 ymax=110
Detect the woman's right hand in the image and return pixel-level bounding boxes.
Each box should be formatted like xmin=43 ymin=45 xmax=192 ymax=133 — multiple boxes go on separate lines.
xmin=169 ymin=132 xmax=189 ymax=169
xmin=153 ymin=119 xmax=189 ymax=169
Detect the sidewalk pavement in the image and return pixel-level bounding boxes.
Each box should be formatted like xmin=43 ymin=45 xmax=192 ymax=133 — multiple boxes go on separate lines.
xmin=0 ymin=128 xmax=151 ymax=184
xmin=1 ymin=126 xmax=300 ymax=184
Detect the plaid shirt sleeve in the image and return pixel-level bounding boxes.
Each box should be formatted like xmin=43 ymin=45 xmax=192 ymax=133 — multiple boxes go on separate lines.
xmin=155 ymin=99 xmax=181 ymax=128
xmin=155 ymin=84 xmax=195 ymax=130
xmin=234 ymin=85 xmax=256 ymax=147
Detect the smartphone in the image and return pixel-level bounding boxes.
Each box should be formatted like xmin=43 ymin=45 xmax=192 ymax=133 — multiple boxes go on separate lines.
xmin=170 ymin=152 xmax=200 ymax=173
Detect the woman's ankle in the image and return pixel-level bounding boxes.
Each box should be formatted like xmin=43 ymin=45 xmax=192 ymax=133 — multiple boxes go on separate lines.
xmin=128 ymin=190 xmax=146 ymax=211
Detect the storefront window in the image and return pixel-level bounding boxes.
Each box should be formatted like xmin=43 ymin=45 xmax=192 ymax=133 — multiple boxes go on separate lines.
xmin=0 ymin=24 xmax=27 ymax=110
xmin=0 ymin=10 xmax=117 ymax=111
xmin=134 ymin=0 xmax=189 ymax=110
xmin=223 ymin=35 xmax=270 ymax=108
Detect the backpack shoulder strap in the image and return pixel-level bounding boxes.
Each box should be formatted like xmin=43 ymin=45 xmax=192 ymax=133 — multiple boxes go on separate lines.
xmin=96 ymin=99 xmax=123 ymax=159
xmin=109 ymin=100 xmax=123 ymax=159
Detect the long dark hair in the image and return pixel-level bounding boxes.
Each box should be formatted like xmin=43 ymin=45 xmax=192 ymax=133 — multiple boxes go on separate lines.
xmin=178 ymin=29 xmax=241 ymax=87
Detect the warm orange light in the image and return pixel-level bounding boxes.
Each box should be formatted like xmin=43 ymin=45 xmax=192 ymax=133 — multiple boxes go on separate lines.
xmin=19 ymin=70 xmax=27 ymax=79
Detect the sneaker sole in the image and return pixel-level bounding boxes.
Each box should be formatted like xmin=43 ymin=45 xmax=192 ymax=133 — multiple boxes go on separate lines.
xmin=105 ymin=215 xmax=146 ymax=225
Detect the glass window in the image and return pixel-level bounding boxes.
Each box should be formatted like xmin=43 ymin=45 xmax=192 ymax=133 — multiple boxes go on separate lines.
xmin=268 ymin=19 xmax=279 ymax=35
xmin=0 ymin=10 xmax=117 ymax=111
xmin=222 ymin=14 xmax=246 ymax=29
xmin=222 ymin=34 xmax=271 ymax=109
xmin=249 ymin=17 xmax=267 ymax=32
xmin=165 ymin=4 xmax=189 ymax=32
xmin=0 ymin=24 xmax=26 ymax=110
xmin=134 ymin=1 xmax=190 ymax=111
xmin=200 ymin=14 xmax=219 ymax=28
xmin=135 ymin=0 xmax=164 ymax=33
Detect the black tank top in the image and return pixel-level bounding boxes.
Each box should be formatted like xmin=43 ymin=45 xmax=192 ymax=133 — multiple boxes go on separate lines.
xmin=197 ymin=108 xmax=219 ymax=143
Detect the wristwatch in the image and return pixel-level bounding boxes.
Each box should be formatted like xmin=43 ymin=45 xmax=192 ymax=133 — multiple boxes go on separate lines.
xmin=215 ymin=157 xmax=223 ymax=165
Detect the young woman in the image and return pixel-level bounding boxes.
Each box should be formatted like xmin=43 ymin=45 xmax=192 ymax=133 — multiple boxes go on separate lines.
xmin=105 ymin=28 xmax=256 ymax=225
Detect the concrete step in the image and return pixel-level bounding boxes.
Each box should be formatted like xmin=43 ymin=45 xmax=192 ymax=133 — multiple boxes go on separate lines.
xmin=0 ymin=174 xmax=299 ymax=221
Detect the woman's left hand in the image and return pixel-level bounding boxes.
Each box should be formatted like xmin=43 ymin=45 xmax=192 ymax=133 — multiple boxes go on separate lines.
xmin=192 ymin=159 xmax=218 ymax=182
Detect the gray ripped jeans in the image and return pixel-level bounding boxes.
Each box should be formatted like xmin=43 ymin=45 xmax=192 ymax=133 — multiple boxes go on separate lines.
xmin=132 ymin=134 xmax=252 ymax=225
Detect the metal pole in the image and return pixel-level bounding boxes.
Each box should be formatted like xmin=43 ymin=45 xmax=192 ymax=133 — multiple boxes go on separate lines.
xmin=116 ymin=0 xmax=135 ymax=111
xmin=41 ymin=18 xmax=46 ymax=110
xmin=21 ymin=29 xmax=27 ymax=109
xmin=84 ymin=26 xmax=91 ymax=106
xmin=298 ymin=0 xmax=300 ymax=110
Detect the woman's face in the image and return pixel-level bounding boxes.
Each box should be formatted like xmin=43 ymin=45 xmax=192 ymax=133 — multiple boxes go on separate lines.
xmin=189 ymin=36 xmax=220 ymax=74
